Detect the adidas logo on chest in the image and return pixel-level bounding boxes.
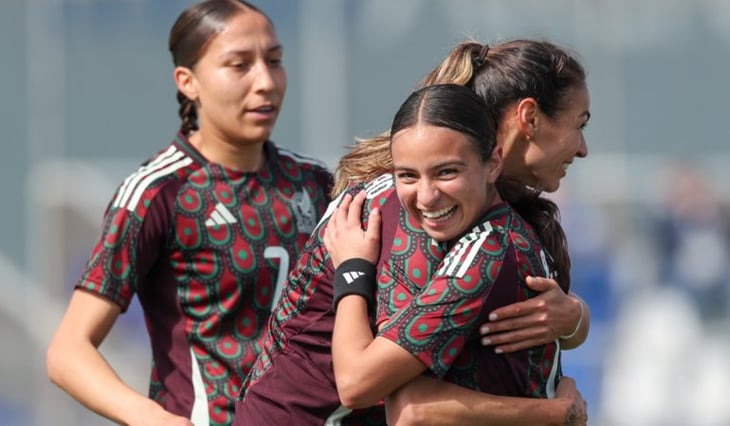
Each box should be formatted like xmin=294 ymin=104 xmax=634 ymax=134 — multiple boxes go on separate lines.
xmin=205 ymin=202 xmax=237 ymax=227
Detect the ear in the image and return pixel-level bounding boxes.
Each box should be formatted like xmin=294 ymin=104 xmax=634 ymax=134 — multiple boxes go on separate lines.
xmin=486 ymin=145 xmax=504 ymax=183
xmin=173 ymin=66 xmax=198 ymax=101
xmin=516 ymin=97 xmax=539 ymax=139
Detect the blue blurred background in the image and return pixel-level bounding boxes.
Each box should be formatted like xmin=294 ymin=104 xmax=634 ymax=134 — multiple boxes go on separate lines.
xmin=2 ymin=1 xmax=730 ymax=425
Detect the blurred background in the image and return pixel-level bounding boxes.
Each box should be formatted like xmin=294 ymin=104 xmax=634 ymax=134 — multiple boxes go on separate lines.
xmin=3 ymin=0 xmax=730 ymax=425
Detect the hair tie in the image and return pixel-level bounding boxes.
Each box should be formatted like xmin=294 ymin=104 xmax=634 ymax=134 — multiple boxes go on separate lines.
xmin=472 ymin=44 xmax=490 ymax=70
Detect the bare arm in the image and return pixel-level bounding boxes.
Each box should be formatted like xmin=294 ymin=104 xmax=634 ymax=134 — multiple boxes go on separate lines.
xmin=326 ymin=192 xmax=426 ymax=408
xmin=480 ymin=277 xmax=591 ymax=352
xmin=386 ymin=375 xmax=587 ymax=426
xmin=46 ymin=290 xmax=192 ymax=426
xmin=325 ymin=193 xmax=587 ymax=426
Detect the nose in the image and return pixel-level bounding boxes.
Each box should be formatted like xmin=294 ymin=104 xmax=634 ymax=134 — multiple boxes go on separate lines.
xmin=253 ymin=60 xmax=276 ymax=92
xmin=417 ymin=180 xmax=441 ymax=208
xmin=576 ymin=136 xmax=588 ymax=158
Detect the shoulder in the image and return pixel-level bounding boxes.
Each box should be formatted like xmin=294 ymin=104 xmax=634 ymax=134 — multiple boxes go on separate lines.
xmin=437 ymin=210 xmax=509 ymax=278
xmin=110 ymin=141 xmax=200 ymax=214
xmin=504 ymin=206 xmax=544 ymax=250
xmin=349 ymin=173 xmax=397 ymax=215
xmin=269 ymin=143 xmax=331 ymax=175
xmin=503 ymin=206 xmax=553 ymax=277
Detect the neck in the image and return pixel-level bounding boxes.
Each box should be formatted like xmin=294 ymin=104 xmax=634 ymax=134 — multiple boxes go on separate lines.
xmin=188 ymin=131 xmax=265 ymax=172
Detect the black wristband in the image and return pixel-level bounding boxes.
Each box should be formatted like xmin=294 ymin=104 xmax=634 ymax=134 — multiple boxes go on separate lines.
xmin=332 ymin=258 xmax=377 ymax=312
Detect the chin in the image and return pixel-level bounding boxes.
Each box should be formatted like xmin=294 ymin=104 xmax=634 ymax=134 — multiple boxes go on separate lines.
xmin=544 ymin=183 xmax=560 ymax=193
xmin=244 ymin=130 xmax=274 ymax=144
xmin=540 ymin=177 xmax=561 ymax=193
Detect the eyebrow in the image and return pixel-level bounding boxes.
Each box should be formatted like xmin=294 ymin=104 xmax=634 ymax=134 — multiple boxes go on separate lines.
xmin=393 ymin=160 xmax=466 ymax=172
xmin=221 ymin=44 xmax=283 ymax=58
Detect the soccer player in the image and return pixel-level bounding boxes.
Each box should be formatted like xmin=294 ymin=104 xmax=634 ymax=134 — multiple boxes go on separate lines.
xmin=45 ymin=2 xmax=331 ymax=425
xmin=327 ymin=82 xmax=590 ymax=425
xmin=235 ymin=39 xmax=590 ymax=425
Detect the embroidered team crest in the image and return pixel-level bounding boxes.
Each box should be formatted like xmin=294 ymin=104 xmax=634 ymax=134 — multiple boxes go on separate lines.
xmin=291 ymin=190 xmax=317 ymax=234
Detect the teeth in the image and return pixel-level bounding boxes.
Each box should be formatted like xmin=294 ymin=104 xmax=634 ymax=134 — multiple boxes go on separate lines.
xmin=422 ymin=206 xmax=455 ymax=219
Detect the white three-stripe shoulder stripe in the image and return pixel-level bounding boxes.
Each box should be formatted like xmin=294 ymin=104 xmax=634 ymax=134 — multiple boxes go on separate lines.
xmin=437 ymin=222 xmax=494 ymax=278
xmin=112 ymin=146 xmax=193 ymax=211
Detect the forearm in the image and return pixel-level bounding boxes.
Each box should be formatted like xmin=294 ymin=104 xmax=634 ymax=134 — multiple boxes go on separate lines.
xmin=47 ymin=338 xmax=158 ymax=425
xmin=332 ymin=295 xmax=379 ymax=408
xmin=560 ymin=294 xmax=590 ymax=350
xmin=387 ymin=376 xmax=570 ymax=426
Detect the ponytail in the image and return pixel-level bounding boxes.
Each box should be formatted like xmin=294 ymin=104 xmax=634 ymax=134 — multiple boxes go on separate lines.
xmin=177 ymin=90 xmax=198 ymax=135
xmin=497 ymin=179 xmax=571 ymax=292
xmin=419 ymin=41 xmax=482 ymax=88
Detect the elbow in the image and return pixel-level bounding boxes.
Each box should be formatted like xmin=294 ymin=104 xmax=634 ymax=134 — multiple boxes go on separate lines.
xmin=46 ymin=344 xmax=60 ymax=385
xmin=336 ymin=374 xmax=379 ymax=410
xmin=46 ymin=339 xmax=68 ymax=387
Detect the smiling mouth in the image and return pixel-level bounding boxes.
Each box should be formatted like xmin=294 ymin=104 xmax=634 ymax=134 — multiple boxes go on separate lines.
xmin=421 ymin=205 xmax=457 ymax=223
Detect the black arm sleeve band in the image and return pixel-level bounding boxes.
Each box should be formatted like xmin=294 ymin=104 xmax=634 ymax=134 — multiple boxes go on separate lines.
xmin=332 ymin=258 xmax=377 ymax=312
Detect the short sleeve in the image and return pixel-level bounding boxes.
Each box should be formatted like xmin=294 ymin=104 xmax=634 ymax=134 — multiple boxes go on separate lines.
xmin=74 ymin=191 xmax=169 ymax=312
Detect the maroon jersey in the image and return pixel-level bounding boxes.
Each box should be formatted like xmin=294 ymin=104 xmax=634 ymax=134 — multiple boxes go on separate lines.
xmin=235 ymin=174 xmax=442 ymax=425
xmin=75 ymin=133 xmax=332 ymax=426
xmin=378 ymin=203 xmax=561 ymax=398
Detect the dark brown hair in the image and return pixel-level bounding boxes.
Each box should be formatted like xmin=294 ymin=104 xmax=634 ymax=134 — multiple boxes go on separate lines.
xmin=335 ymin=39 xmax=586 ymax=291
xmin=168 ymin=0 xmax=269 ymax=135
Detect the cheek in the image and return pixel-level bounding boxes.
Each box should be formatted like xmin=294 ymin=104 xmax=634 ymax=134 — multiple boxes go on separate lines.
xmin=201 ymin=76 xmax=242 ymax=107
xmin=556 ymin=136 xmax=582 ymax=158
xmin=276 ymin=69 xmax=288 ymax=93
xmin=522 ymin=145 xmax=547 ymax=172
xmin=395 ymin=185 xmax=416 ymax=211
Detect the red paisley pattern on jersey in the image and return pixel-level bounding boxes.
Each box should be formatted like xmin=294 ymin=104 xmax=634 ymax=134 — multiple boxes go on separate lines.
xmin=379 ymin=203 xmax=561 ymax=398
xmin=237 ymin=175 xmax=447 ymax=425
xmin=74 ymin=134 xmax=332 ymax=425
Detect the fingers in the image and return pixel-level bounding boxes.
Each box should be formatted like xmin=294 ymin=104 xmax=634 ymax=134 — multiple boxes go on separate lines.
xmin=556 ymin=376 xmax=577 ymax=395
xmin=481 ymin=308 xmax=545 ymax=337
xmin=334 ymin=192 xmax=354 ymax=228
xmin=480 ymin=328 xmax=549 ymax=353
xmin=323 ymin=190 xmax=381 ymax=266
xmin=366 ymin=207 xmax=381 ymax=243
xmin=347 ymin=190 xmax=367 ymax=225
xmin=486 ymin=296 xmax=546 ymax=322
xmin=492 ymin=338 xmax=545 ymax=353
xmin=556 ymin=376 xmax=588 ymax=426
xmin=525 ymin=276 xmax=560 ymax=292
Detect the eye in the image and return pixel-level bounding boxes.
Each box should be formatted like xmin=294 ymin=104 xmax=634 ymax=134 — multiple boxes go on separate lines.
xmin=229 ymin=60 xmax=252 ymax=70
xmin=395 ymin=171 xmax=417 ymax=183
xmin=437 ymin=168 xmax=458 ymax=178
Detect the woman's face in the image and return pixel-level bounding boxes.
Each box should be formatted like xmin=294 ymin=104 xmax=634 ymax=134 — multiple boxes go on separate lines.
xmin=391 ymin=124 xmax=501 ymax=242
xmin=504 ymin=84 xmax=591 ymax=192
xmin=188 ymin=11 xmax=287 ymax=145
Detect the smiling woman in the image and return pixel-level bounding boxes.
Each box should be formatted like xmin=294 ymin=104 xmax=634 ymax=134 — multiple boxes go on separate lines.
xmin=326 ymin=83 xmax=582 ymax=422
xmin=45 ymin=2 xmax=332 ymax=426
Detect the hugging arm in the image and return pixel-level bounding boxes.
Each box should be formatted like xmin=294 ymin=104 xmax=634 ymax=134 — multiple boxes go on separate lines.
xmin=386 ymin=375 xmax=587 ymax=426
xmin=481 ymin=277 xmax=591 ymax=352
xmin=326 ymin=192 xmax=425 ymax=407
xmin=324 ymin=192 xmax=586 ymax=425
